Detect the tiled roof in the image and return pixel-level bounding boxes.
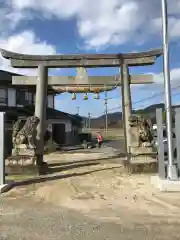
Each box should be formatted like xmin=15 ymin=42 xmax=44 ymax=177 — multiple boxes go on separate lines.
xmin=0 ymin=106 xmax=32 ymax=121
xmin=0 ymin=104 xmax=82 ymax=124
xmin=22 ymin=105 xmax=82 ymax=123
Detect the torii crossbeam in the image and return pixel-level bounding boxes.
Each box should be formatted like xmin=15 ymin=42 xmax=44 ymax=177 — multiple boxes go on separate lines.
xmin=0 ymin=48 xmax=162 ymax=67
xmin=12 ymin=73 xmax=154 ymax=93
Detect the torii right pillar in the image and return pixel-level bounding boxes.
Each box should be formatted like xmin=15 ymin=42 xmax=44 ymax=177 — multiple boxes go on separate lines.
xmin=121 ymin=63 xmax=132 ymax=154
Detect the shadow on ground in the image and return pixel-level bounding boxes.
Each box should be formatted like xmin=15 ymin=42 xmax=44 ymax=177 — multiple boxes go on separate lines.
xmin=55 ymin=139 xmax=119 ymax=153
xmin=5 ymin=166 xmax=122 ymax=193
xmin=48 ymin=153 xmax=126 ymax=168
xmin=47 ymin=161 xmax=100 ymax=174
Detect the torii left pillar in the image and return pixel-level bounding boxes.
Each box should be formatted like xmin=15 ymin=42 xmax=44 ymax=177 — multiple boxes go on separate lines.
xmin=121 ymin=63 xmax=132 ymax=154
xmin=35 ymin=64 xmax=48 ymax=167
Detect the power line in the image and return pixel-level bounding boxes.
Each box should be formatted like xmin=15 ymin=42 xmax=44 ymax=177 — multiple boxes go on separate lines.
xmin=89 ymin=90 xmax=180 ymax=118
xmin=105 ymin=84 xmax=180 ymax=114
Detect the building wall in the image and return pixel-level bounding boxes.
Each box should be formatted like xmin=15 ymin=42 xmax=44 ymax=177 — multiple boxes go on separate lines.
xmin=34 ymin=94 xmax=54 ymax=108
xmin=0 ymin=87 xmax=55 ymax=108
xmin=47 ymin=119 xmax=81 ymax=145
xmin=47 ymin=95 xmax=54 ymax=108
xmin=8 ymin=88 xmax=16 ymax=106
xmin=47 ymin=119 xmax=72 ymax=132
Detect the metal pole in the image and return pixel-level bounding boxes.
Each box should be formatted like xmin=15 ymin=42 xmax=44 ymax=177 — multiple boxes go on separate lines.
xmin=161 ymin=0 xmax=177 ymax=179
xmin=156 ymin=108 xmax=166 ymax=179
xmin=85 ymin=119 xmax=87 ymax=129
xmin=175 ymin=108 xmax=180 ymax=177
xmin=105 ymin=91 xmax=108 ymax=132
xmin=35 ymin=64 xmax=48 ymax=166
xmin=88 ymin=112 xmax=91 ymax=131
xmin=0 ymin=112 xmax=5 ymax=186
xmin=76 ymin=107 xmax=80 ymax=115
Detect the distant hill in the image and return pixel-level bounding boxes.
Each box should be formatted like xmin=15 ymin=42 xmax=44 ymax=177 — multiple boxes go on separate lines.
xmin=83 ymin=103 xmax=179 ymax=129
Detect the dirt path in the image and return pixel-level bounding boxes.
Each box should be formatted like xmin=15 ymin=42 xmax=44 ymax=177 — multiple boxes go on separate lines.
xmin=1 ymin=152 xmax=180 ymax=239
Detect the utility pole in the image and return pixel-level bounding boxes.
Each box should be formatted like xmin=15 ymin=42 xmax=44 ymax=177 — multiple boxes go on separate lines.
xmin=88 ymin=112 xmax=91 ymax=131
xmin=76 ymin=106 xmax=80 ymax=115
xmin=83 ymin=118 xmax=86 ymax=130
xmin=104 ymin=91 xmax=108 ymax=132
xmin=104 ymin=92 xmax=115 ymax=132
xmin=85 ymin=118 xmax=88 ymax=129
xmin=161 ymin=0 xmax=177 ymax=180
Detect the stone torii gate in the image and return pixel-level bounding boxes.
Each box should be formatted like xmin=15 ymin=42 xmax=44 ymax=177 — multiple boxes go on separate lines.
xmin=0 ymin=48 xmax=162 ymax=167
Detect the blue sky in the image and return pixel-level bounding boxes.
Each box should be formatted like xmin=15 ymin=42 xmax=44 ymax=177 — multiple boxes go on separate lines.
xmin=0 ymin=0 xmax=180 ymax=117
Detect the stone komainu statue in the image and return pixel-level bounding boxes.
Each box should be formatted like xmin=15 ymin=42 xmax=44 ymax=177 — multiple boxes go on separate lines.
xmin=129 ymin=115 xmax=153 ymax=147
xmin=12 ymin=116 xmax=40 ymax=149
xmin=12 ymin=119 xmax=25 ymax=148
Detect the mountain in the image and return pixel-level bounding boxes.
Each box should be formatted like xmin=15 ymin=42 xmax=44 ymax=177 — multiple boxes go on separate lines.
xmin=90 ymin=112 xmax=123 ymax=129
xmin=84 ymin=103 xmax=179 ymax=129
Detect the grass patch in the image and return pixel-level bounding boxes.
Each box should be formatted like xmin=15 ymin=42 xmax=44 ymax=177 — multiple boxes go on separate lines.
xmin=6 ymin=174 xmax=37 ymax=181
xmin=90 ymin=128 xmax=124 ymax=140
xmin=104 ymin=135 xmax=122 ymax=140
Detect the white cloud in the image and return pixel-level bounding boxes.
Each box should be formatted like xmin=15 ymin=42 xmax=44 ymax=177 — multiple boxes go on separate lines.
xmin=153 ymin=67 xmax=180 ymax=87
xmin=152 ymin=16 xmax=180 ymax=39
xmin=131 ymin=67 xmax=180 ymax=104
xmin=4 ymin=0 xmax=180 ymax=49
xmin=0 ymin=30 xmax=57 ymax=75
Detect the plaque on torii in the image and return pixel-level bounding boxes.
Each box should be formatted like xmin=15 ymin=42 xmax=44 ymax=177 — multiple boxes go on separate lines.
xmin=0 ymin=48 xmax=163 ymax=168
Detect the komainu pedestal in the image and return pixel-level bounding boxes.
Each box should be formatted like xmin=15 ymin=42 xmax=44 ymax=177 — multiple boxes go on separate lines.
xmin=6 ymin=116 xmax=40 ymax=175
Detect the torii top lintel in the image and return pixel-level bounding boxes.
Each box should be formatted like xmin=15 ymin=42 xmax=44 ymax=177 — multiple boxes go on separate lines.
xmin=0 ymin=48 xmax=163 ymax=68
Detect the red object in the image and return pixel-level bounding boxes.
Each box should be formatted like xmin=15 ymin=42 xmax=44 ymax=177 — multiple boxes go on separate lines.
xmin=97 ymin=134 xmax=103 ymax=142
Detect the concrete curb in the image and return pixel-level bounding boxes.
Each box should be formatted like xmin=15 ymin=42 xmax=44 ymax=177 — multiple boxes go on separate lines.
xmin=0 ymin=183 xmax=14 ymax=193
xmin=151 ymin=175 xmax=180 ymax=192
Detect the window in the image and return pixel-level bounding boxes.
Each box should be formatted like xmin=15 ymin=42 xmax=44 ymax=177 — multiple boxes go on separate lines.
xmin=25 ymin=92 xmax=32 ymax=102
xmin=16 ymin=89 xmax=33 ymax=106
xmin=0 ymin=88 xmax=7 ymax=105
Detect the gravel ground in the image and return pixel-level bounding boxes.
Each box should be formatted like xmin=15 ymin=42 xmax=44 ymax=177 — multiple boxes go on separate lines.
xmin=1 ymin=170 xmax=180 ymax=240
xmin=1 ymin=145 xmax=179 ymax=240
xmin=1 ymin=197 xmax=124 ymax=240
xmin=1 ymin=193 xmax=180 ymax=240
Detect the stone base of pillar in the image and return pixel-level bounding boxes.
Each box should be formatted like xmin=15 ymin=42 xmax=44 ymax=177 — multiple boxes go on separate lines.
xmin=36 ymin=158 xmax=48 ymax=175
xmin=44 ymin=137 xmax=57 ymax=153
